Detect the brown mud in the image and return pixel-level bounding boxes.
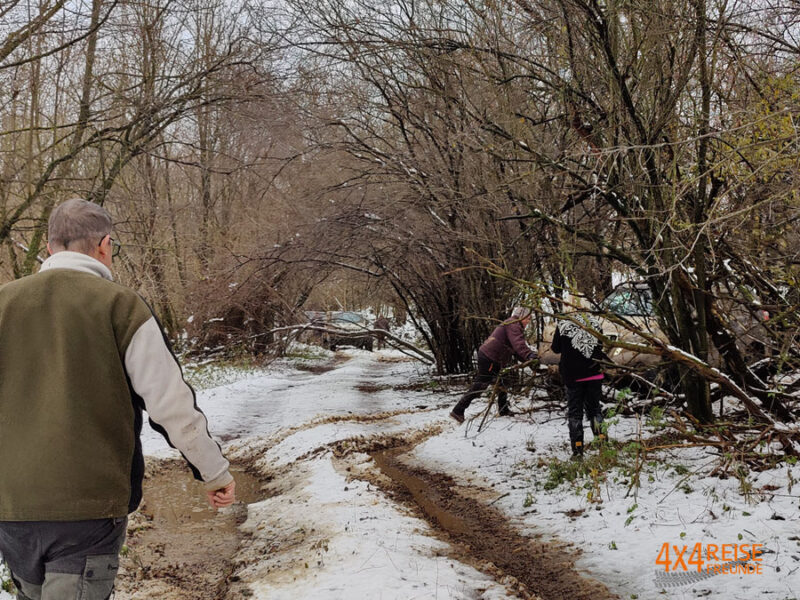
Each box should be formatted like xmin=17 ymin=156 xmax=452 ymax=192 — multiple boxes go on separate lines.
xmin=375 ymin=354 xmax=415 ymax=363
xmin=370 ymin=448 xmax=620 ymax=600
xmin=294 ymin=353 xmax=351 ymax=374
xmin=115 ymin=459 xmax=268 ymax=600
xmin=114 ymin=428 xmax=617 ymax=600
xmin=355 ymin=381 xmax=388 ymax=393
xmin=113 ymin=348 xmax=615 ymax=600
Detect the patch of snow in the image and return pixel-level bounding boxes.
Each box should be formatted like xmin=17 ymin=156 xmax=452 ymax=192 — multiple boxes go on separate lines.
xmin=239 ymin=457 xmax=507 ymax=599
xmin=411 ymin=409 xmax=800 ymax=599
xmin=136 ymin=350 xmax=800 ymax=598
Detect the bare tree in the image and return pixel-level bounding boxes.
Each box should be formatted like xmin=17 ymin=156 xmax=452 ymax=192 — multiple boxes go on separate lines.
xmin=270 ymin=0 xmax=799 ymax=422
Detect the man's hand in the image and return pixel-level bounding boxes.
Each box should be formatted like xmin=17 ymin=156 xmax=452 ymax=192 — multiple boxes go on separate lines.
xmin=207 ymin=480 xmax=236 ymax=509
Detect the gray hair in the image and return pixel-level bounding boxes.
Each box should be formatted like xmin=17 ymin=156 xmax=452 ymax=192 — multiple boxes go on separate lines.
xmin=48 ymin=199 xmax=112 ymax=255
xmin=510 ymin=306 xmax=532 ymax=320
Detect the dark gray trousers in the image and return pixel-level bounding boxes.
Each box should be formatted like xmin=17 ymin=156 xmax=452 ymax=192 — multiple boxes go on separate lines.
xmin=565 ymin=381 xmax=604 ymax=451
xmin=452 ymin=351 xmax=509 ymax=414
xmin=0 ymin=517 xmax=126 ymax=600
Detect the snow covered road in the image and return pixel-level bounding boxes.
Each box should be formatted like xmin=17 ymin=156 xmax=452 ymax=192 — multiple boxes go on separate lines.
xmin=141 ymin=351 xmax=437 ymax=455
xmin=4 ymin=348 xmax=796 ymax=600
xmin=129 ymin=349 xmax=531 ymax=599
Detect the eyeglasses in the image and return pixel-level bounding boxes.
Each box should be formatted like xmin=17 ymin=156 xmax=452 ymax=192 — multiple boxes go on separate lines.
xmin=98 ymin=235 xmax=122 ymax=258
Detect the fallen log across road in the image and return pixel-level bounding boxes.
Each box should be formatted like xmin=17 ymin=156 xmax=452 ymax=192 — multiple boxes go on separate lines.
xmin=270 ymin=323 xmax=435 ymax=364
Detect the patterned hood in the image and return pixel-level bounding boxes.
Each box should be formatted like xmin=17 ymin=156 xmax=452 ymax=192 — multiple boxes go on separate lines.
xmin=558 ymin=314 xmax=602 ymax=358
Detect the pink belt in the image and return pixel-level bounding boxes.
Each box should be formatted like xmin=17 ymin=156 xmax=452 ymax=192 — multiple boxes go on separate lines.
xmin=575 ymin=374 xmax=604 ymax=382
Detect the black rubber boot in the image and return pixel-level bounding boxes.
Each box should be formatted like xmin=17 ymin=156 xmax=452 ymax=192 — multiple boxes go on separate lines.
xmin=497 ymin=398 xmax=514 ymax=417
xmin=450 ymin=397 xmax=470 ymax=423
xmin=571 ymin=440 xmax=584 ymax=459
xmin=590 ymin=418 xmax=607 ymax=446
xmin=449 ymin=409 xmax=465 ymax=424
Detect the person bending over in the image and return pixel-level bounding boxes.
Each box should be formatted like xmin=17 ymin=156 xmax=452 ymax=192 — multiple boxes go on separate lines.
xmin=449 ymin=306 xmax=538 ymax=423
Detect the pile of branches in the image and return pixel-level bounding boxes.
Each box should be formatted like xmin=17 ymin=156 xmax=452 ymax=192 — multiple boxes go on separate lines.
xmin=643 ymin=411 xmax=799 ymax=475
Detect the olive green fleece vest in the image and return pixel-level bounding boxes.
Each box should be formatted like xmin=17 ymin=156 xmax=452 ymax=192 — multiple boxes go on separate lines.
xmin=0 ymin=269 xmax=152 ymax=520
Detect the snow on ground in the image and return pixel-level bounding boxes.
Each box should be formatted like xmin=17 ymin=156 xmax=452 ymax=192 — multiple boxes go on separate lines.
xmin=232 ymin=436 xmax=511 ymax=600
xmin=141 ymin=348 xmax=439 ymax=456
xmin=412 ymin=397 xmax=800 ymax=600
xmin=215 ymin=350 xmax=799 ymax=599
xmin=143 ymin=348 xmax=514 ymax=599
xmin=211 ymin=352 xmax=518 ymax=598
xmin=3 ymin=348 xmax=798 ymax=600
xmin=0 ymin=567 xmax=10 ymax=600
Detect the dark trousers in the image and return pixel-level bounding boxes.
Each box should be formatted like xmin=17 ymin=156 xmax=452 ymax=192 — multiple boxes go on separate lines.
xmin=566 ymin=381 xmax=604 ymax=451
xmin=453 ymin=351 xmax=509 ymax=414
xmin=0 ymin=517 xmax=127 ymax=600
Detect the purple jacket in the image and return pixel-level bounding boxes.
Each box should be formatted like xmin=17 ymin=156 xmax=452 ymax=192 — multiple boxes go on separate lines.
xmin=479 ymin=319 xmax=536 ymax=367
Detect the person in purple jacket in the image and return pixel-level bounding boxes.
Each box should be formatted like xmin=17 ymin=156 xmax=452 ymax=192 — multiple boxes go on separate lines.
xmin=551 ymin=312 xmax=612 ymax=458
xmin=449 ymin=307 xmax=538 ymax=423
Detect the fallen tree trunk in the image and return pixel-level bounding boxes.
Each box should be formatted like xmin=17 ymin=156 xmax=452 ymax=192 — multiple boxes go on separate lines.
xmin=270 ymin=324 xmax=435 ymax=364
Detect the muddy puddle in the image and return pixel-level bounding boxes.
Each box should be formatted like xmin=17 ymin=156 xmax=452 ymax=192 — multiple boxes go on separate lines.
xmin=144 ymin=466 xmax=263 ymax=524
xmin=116 ymin=461 xmax=268 ymax=600
xmin=371 ymin=448 xmax=619 ymax=600
xmin=294 ymin=353 xmax=351 ymax=374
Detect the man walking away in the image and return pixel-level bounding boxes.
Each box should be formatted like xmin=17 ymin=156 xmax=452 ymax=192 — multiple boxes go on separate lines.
xmin=449 ymin=307 xmax=538 ymax=423
xmin=0 ymin=199 xmax=235 ymax=600
xmin=551 ymin=312 xmax=611 ymax=458
xmin=374 ymin=314 xmax=390 ymax=350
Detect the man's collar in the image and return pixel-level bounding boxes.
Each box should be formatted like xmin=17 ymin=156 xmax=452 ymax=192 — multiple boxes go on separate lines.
xmin=39 ymin=251 xmax=114 ymax=281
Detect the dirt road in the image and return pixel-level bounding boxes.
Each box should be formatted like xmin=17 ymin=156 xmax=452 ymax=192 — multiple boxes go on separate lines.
xmin=118 ymin=352 xmax=618 ymax=600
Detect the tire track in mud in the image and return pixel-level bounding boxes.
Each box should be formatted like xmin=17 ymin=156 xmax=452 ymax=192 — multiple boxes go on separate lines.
xmin=231 ymin=410 xmax=618 ymax=600
xmin=115 ymin=411 xmax=616 ymax=600
xmin=116 ymin=351 xmax=614 ymax=599
xmin=284 ymin=416 xmax=619 ymax=600
xmin=367 ymin=447 xmax=620 ymax=600
xmin=113 ymin=356 xmax=446 ymax=599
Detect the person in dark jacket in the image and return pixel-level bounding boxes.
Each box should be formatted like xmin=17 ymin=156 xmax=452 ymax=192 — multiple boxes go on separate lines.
xmin=551 ymin=312 xmax=611 ymax=457
xmin=449 ymin=307 xmax=538 ymax=423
